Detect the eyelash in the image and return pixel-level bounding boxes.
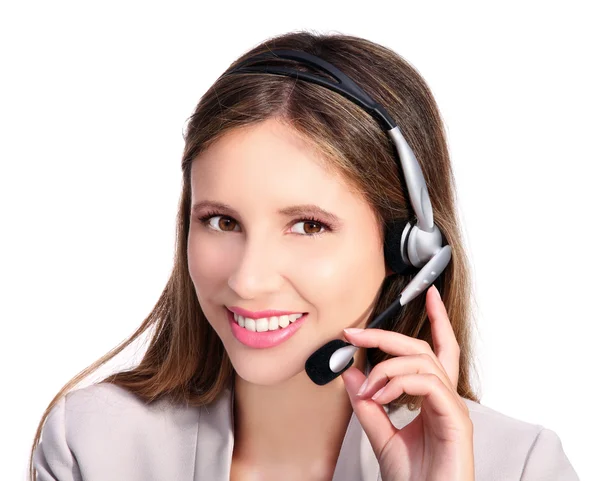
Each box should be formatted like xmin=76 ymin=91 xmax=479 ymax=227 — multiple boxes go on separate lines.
xmin=196 ymin=210 xmax=333 ymax=237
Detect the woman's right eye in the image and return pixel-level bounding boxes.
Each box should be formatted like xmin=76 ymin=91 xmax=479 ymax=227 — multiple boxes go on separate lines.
xmin=199 ymin=214 xmax=240 ymax=232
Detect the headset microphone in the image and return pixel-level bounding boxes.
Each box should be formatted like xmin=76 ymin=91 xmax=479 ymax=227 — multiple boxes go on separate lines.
xmin=223 ymin=49 xmax=452 ymax=386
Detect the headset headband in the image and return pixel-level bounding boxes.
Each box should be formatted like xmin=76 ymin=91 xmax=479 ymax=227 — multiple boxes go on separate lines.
xmin=224 ymin=49 xmax=396 ymax=131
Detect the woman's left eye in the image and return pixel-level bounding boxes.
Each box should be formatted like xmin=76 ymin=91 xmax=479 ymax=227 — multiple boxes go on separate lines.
xmin=290 ymin=219 xmax=328 ymax=236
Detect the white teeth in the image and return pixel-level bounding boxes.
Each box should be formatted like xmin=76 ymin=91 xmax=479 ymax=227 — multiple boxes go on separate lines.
xmin=256 ymin=318 xmax=269 ymax=332
xmin=279 ymin=316 xmax=290 ymax=329
xmin=244 ymin=318 xmax=256 ymax=332
xmin=232 ymin=312 xmax=304 ymax=331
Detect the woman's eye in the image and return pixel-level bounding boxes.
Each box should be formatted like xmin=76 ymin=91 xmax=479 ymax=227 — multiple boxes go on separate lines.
xmin=290 ymin=220 xmax=326 ymax=236
xmin=203 ymin=215 xmax=240 ymax=232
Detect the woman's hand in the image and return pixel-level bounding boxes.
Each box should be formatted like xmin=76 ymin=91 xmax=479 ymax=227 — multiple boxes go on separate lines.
xmin=341 ymin=284 xmax=474 ymax=481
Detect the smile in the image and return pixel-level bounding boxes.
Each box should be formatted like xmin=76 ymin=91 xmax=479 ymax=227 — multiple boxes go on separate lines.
xmin=231 ymin=310 xmax=304 ymax=332
xmin=226 ymin=307 xmax=308 ymax=349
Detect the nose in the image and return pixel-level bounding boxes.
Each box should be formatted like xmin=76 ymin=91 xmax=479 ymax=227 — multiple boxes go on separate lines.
xmin=227 ymin=234 xmax=284 ymax=300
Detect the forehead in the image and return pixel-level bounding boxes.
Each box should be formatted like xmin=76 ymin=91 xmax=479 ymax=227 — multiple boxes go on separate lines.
xmin=190 ymin=119 xmax=363 ymax=207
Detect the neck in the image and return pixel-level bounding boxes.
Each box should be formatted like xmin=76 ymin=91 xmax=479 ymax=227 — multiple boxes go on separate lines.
xmin=231 ymin=348 xmax=367 ymax=478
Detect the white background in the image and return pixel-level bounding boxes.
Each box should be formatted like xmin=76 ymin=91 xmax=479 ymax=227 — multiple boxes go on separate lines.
xmin=1 ymin=1 xmax=597 ymax=479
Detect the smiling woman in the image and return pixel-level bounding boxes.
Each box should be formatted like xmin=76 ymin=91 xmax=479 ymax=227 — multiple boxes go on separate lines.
xmin=29 ymin=30 xmax=579 ymax=481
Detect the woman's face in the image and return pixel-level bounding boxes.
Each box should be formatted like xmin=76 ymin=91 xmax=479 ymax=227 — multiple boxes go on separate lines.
xmin=188 ymin=118 xmax=388 ymax=385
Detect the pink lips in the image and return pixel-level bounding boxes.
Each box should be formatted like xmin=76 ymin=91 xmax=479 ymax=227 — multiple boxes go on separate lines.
xmin=227 ymin=307 xmax=307 ymax=349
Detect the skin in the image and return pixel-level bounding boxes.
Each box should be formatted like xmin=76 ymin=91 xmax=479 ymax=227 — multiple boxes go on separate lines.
xmin=187 ymin=118 xmax=474 ymax=480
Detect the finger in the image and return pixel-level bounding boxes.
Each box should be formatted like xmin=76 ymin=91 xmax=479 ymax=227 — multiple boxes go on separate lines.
xmin=426 ymin=284 xmax=460 ymax=388
xmin=343 ymin=324 xmax=446 ymax=384
xmin=371 ymin=373 xmax=470 ymax=436
xmin=343 ymin=327 xmax=435 ymax=358
xmin=342 ymin=366 xmax=396 ymax=457
xmin=356 ymin=353 xmax=454 ymax=400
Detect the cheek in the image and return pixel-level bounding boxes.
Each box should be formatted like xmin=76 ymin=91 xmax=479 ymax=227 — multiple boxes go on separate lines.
xmin=301 ymin=237 xmax=385 ymax=327
xmin=187 ymin=233 xmax=231 ymax=291
xmin=296 ymin=239 xmax=384 ymax=307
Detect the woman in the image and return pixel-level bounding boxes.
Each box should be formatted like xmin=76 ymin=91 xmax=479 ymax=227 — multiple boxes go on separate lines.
xmin=29 ymin=31 xmax=579 ymax=480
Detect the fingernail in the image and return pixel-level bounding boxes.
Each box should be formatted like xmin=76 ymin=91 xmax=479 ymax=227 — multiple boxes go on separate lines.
xmin=432 ymin=284 xmax=441 ymax=300
xmin=344 ymin=328 xmax=364 ymax=335
xmin=357 ymin=379 xmax=369 ymax=396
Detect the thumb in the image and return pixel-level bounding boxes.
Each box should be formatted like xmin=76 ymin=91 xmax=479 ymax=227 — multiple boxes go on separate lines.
xmin=341 ymin=365 xmax=367 ymax=397
xmin=342 ymin=366 xmax=396 ymax=457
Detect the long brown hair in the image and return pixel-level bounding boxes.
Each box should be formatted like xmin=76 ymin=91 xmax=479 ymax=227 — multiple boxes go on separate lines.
xmin=29 ymin=30 xmax=481 ymax=480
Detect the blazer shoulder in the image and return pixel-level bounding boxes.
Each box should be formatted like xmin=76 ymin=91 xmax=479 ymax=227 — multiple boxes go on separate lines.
xmin=34 ymin=383 xmax=201 ymax=481
xmin=462 ymin=398 xmax=579 ymax=480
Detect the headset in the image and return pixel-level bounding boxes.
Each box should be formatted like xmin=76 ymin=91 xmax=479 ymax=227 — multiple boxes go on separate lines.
xmin=222 ymin=49 xmax=452 ymax=386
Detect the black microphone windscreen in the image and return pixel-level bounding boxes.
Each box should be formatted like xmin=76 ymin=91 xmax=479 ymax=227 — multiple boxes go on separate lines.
xmin=305 ymin=339 xmax=354 ymax=386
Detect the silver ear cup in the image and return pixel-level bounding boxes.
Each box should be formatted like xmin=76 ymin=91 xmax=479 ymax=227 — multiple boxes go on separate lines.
xmin=405 ymin=221 xmax=444 ymax=269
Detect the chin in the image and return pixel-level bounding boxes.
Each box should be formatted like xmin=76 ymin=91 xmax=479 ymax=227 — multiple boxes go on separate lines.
xmin=226 ymin=347 xmax=309 ymax=386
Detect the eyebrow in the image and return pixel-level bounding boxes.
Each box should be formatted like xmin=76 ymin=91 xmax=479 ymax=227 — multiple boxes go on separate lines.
xmin=191 ymin=200 xmax=343 ymax=226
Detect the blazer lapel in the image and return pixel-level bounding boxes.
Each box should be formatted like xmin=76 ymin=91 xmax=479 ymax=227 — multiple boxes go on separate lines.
xmin=193 ymin=386 xmax=235 ymax=480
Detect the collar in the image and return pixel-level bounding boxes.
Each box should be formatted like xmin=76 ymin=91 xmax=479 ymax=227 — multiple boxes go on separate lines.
xmin=193 ymin=363 xmax=420 ymax=480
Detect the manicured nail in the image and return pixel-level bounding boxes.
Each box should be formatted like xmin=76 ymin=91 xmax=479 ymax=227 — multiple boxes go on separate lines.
xmin=357 ymin=379 xmax=369 ymax=396
xmin=344 ymin=328 xmax=365 ymax=335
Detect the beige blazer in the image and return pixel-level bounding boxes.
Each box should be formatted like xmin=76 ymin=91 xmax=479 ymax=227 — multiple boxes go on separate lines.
xmin=33 ymin=381 xmax=579 ymax=480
